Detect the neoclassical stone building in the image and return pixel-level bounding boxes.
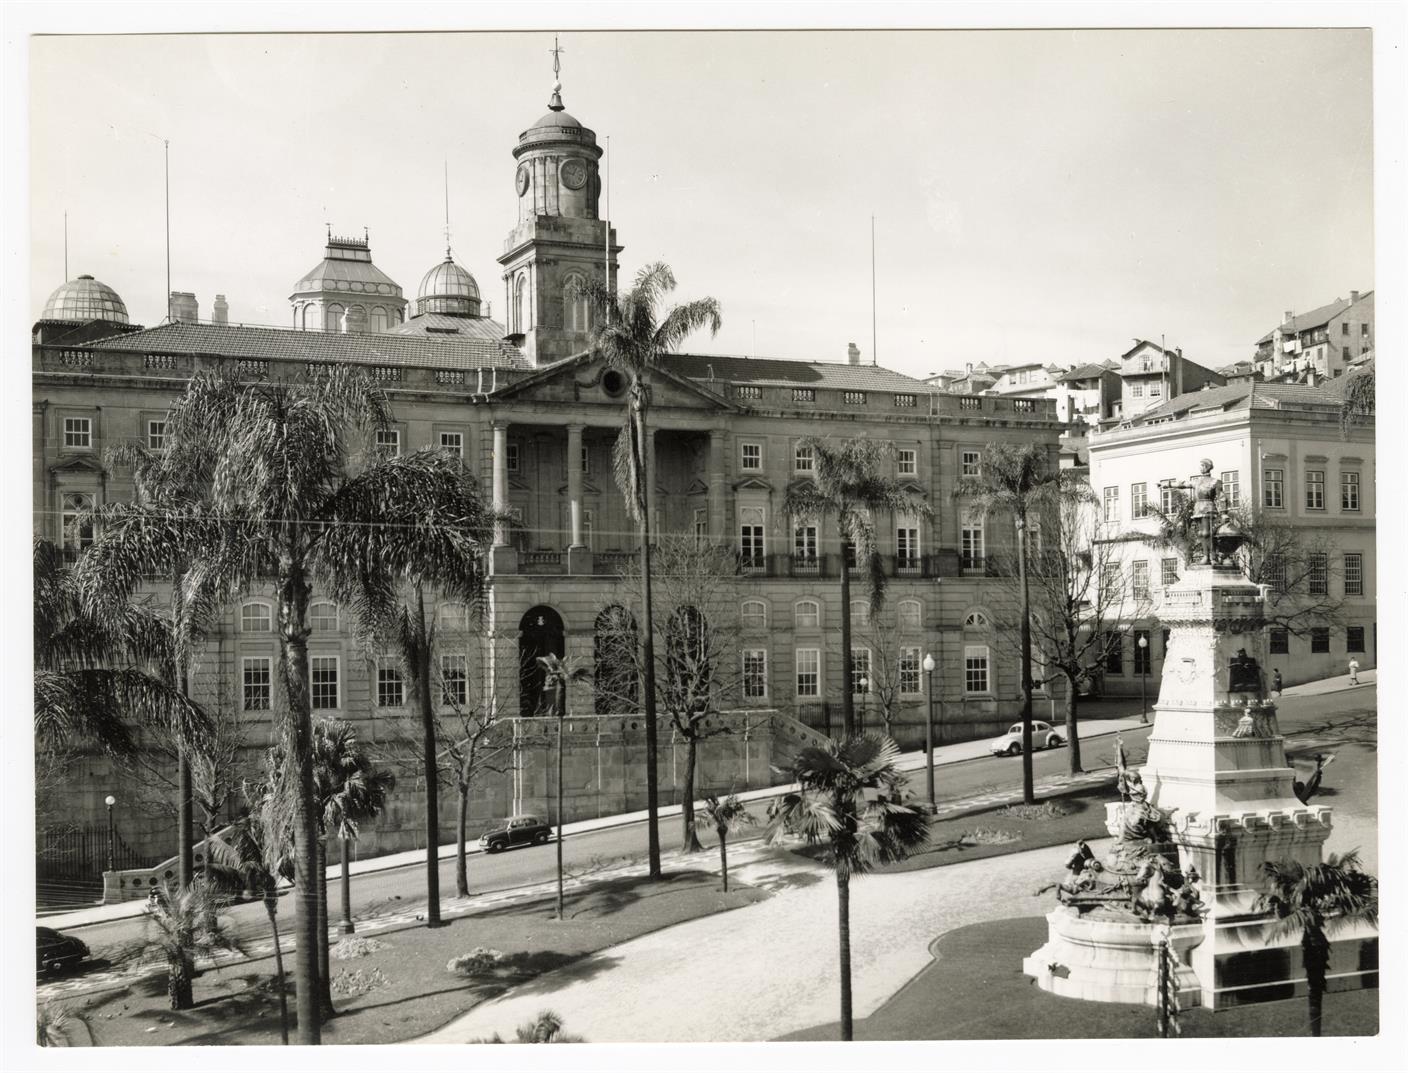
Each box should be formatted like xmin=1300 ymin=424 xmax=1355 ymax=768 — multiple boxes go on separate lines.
xmin=33 ymin=86 xmax=1060 ymax=855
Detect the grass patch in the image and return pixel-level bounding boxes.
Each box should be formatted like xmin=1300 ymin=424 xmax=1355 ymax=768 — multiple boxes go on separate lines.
xmin=68 ymin=869 xmax=768 ymax=1047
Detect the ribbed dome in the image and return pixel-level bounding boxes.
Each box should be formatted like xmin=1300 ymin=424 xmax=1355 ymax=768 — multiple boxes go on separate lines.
xmin=415 ymin=256 xmax=482 ymax=318
xmin=530 ymin=109 xmax=583 ymax=130
xmin=41 ymin=274 xmax=129 ymax=324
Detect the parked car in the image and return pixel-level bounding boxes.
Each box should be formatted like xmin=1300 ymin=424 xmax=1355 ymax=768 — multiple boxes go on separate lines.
xmin=478 ymin=815 xmax=553 ymax=853
xmin=989 ymin=720 xmax=1064 ymax=756
xmin=36 ymin=927 xmax=89 ymax=975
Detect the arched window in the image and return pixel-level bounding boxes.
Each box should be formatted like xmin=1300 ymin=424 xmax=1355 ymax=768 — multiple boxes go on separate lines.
xmin=593 ymin=605 xmax=638 ymax=714
xmin=241 ymin=601 xmax=272 ymax=633
xmin=563 ymin=273 xmax=589 ymax=332
xmin=303 ymin=304 xmax=320 ymax=331
xmin=794 ymin=599 xmax=821 ymax=630
xmin=325 ymin=303 xmax=344 ymax=333
xmin=345 ymin=305 xmax=367 ymax=334
xmin=741 ymin=599 xmax=767 ymax=630
xmin=898 ymin=599 xmax=923 ymax=631
xmin=61 ymin=492 xmax=95 ymax=558
xmin=850 ymin=600 xmax=870 ymax=627
xmin=520 ymin=605 xmax=566 ymax=718
xmin=513 ymin=275 xmax=527 ymax=334
xmin=964 ymin=609 xmax=991 ymax=629
xmin=437 ymin=601 xmax=469 ymax=635
xmin=310 ymin=601 xmax=339 ymax=632
xmin=370 ymin=306 xmax=388 ymax=332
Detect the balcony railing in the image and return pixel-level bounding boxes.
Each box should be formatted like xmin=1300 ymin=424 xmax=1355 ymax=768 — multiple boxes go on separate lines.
xmin=788 ymin=554 xmax=823 ymax=577
xmin=593 ymin=550 xmax=635 ymax=576
xmin=520 ymin=550 xmax=564 ymax=575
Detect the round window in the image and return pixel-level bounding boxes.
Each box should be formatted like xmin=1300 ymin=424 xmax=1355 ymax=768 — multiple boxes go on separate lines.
xmin=602 ymin=370 xmax=626 ymax=397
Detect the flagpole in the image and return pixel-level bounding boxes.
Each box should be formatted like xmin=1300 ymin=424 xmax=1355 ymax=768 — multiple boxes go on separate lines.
xmin=871 ymin=215 xmax=877 ymax=366
xmin=164 ymin=139 xmax=171 ymax=323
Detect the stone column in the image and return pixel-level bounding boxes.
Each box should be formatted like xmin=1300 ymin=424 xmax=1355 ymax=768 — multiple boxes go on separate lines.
xmin=566 ymin=424 xmax=591 ymax=574
xmin=491 ymin=421 xmax=517 ymax=574
xmin=707 ymin=428 xmax=726 ymax=547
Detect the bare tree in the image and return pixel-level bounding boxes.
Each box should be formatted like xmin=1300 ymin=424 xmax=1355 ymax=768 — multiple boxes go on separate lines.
xmin=857 ymin=614 xmax=911 ymax=741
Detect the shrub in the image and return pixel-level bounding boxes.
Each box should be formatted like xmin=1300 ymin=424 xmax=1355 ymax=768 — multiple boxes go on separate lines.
xmin=330 ymin=967 xmax=389 ymax=996
xmin=961 ymin=827 xmax=1022 ymax=846
xmin=447 ymin=947 xmax=506 ymax=977
xmin=993 ymin=801 xmax=1069 ymax=821
xmin=332 ymin=936 xmax=387 ymax=961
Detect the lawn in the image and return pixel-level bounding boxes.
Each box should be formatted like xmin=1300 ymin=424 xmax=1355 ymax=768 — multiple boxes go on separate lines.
xmin=56 ymin=869 xmax=767 ymax=1046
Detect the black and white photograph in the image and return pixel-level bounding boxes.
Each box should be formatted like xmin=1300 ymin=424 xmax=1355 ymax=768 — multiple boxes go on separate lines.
xmin=5 ymin=4 xmax=1404 ymax=1069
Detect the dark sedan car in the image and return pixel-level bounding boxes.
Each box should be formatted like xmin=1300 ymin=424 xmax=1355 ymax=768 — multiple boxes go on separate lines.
xmin=478 ymin=814 xmax=553 ymax=853
xmin=37 ymin=927 xmax=89 ymax=975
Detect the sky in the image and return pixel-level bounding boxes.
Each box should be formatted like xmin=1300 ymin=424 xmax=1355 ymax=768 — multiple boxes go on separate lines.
xmin=29 ymin=28 xmax=1373 ymax=377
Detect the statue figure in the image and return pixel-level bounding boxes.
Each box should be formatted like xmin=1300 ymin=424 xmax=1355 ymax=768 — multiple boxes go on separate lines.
xmin=1227 ymin=648 xmax=1261 ymax=694
xmin=1175 ymin=865 xmax=1207 ymax=919
xmin=1232 ymin=703 xmax=1257 ymax=738
xmin=1293 ymin=752 xmax=1336 ymax=805
xmin=1162 ymin=459 xmax=1223 ymax=566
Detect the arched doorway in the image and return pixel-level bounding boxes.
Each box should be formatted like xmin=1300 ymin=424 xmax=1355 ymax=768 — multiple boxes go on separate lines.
xmin=593 ymin=605 xmax=640 ymax=714
xmin=519 ymin=605 xmax=565 ymax=718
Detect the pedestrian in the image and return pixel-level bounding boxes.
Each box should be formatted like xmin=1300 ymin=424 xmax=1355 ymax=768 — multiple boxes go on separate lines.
xmin=1271 ymin=668 xmax=1282 ymax=698
xmin=1348 ymin=657 xmax=1360 ymax=686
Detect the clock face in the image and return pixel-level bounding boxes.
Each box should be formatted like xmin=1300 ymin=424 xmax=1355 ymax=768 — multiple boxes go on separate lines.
xmin=515 ymin=165 xmax=530 ymax=197
xmin=560 ymin=158 xmax=588 ymax=191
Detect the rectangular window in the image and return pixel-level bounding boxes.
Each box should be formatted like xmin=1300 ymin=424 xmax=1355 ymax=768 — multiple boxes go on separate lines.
xmin=894 ymin=393 xmax=917 ymax=408
xmin=1131 ymin=382 xmax=1144 ymax=398
xmin=63 ymin=416 xmax=92 ymax=449
xmin=580 ymin=444 xmax=592 ymax=475
xmin=1361 ymin=322 xmax=1370 ymax=338
xmin=961 ymin=450 xmax=981 ymax=477
xmin=1269 ymin=627 xmax=1289 ymax=655
xmin=506 ymin=442 xmax=520 ymax=473
xmin=960 ymin=520 xmax=984 ymax=569
xmin=796 ymin=648 xmax=820 ymax=697
xmin=1160 ymin=482 xmax=1177 ymax=515
xmin=310 ymin=655 xmax=339 ymax=710
xmin=740 ymin=442 xmax=762 ymax=471
xmin=1343 ymin=552 xmax=1363 ymax=596
xmin=241 ymin=603 xmax=272 ymax=632
xmin=439 ymin=431 xmax=463 ymax=457
xmin=242 ymin=657 xmax=272 ymax=711
xmin=375 ymin=428 xmax=401 ymax=457
xmin=1104 ymin=632 xmax=1124 ymax=675
xmin=794 ymin=444 xmax=815 ymax=472
xmin=1305 ymin=469 xmax=1325 ymax=510
xmin=440 ymin=653 xmax=468 ymax=709
xmin=850 ymin=648 xmax=871 ymax=695
xmin=1161 ymin=557 xmax=1179 ymax=586
xmin=899 ymin=647 xmax=922 ymax=696
xmin=1133 ymin=629 xmax=1151 ymax=675
xmin=1342 ymin=321 xmax=1350 ymax=336
xmin=897 ymin=448 xmax=917 ymax=476
xmin=964 ymin=645 xmax=990 ymax=695
xmin=1341 ymin=471 xmax=1360 ymax=511
xmin=147 ymin=420 xmax=167 ymax=450
xmin=1308 ymin=552 xmax=1328 ymax=596
xmin=1101 ymin=563 xmax=1122 ymax=598
xmin=61 ymin=492 xmax=95 ymax=557
xmin=1264 ymin=467 xmax=1284 ymax=508
xmin=1221 ymin=470 xmax=1240 ymax=508
xmin=1102 ymin=486 xmax=1119 ymax=523
xmin=310 ymin=603 xmax=339 ymax=632
xmin=896 ymin=526 xmax=920 ymax=564
xmin=1310 ymin=627 xmax=1330 ymax=654
xmin=793 ymin=523 xmax=817 ymax=560
xmin=842 ymin=391 xmax=867 ymax=406
xmin=1132 ymin=560 xmax=1150 ymax=600
xmin=693 ymin=509 xmax=708 ymax=548
xmin=1341 ymin=346 xmax=1350 ymax=363
xmin=1131 ymin=482 xmax=1149 ymax=519
xmin=377 ymin=664 xmax=405 ymax=708
xmin=1265 ymin=555 xmax=1288 ymax=593
xmin=742 ymin=649 xmax=768 ymax=700
xmin=1149 ymin=383 xmax=1162 ymax=397
xmin=741 ymin=601 xmax=767 ymax=630
xmin=792 ymin=387 xmax=816 ymax=403
xmin=740 ymin=508 xmax=766 ymax=565
xmin=1346 ymin=626 xmax=1365 ymax=653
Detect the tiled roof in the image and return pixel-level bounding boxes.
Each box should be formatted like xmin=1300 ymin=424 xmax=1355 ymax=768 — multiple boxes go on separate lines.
xmin=1061 ymin=363 xmax=1114 ymax=381
xmin=1255 ymin=291 xmax=1373 ymax=344
xmin=669 ymin=353 xmax=932 ymax=392
xmin=1130 ymin=378 xmax=1352 ymax=424
xmin=86 ymin=321 xmax=530 ymax=371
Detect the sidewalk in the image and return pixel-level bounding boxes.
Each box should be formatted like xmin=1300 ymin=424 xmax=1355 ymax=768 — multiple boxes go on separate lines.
xmin=40 ymin=713 xmax=1145 ymax=932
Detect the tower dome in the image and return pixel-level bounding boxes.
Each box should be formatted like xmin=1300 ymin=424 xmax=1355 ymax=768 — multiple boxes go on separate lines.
xmin=40 ymin=274 xmax=129 ymax=324
xmin=416 ymin=256 xmax=482 ymax=317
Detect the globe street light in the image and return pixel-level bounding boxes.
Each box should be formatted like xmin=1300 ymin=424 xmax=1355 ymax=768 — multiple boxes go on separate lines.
xmin=104 ymin=794 xmax=117 ymax=872
xmin=857 ymin=675 xmax=869 ymax=735
xmin=922 ymin=653 xmax=937 ymax=809
xmin=1138 ymin=634 xmax=1150 ymax=724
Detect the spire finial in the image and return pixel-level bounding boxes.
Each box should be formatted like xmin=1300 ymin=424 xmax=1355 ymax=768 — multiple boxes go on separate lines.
xmin=443 ymin=158 xmax=452 ymax=259
xmin=548 ymin=34 xmax=565 ymax=111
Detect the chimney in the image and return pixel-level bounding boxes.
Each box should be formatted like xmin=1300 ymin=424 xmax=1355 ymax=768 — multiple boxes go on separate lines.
xmin=1307 ymin=367 xmax=1318 ymax=387
xmin=1283 ymin=310 xmax=1294 ymax=325
xmin=966 ymin=362 xmax=974 ymax=375
xmin=847 ymin=342 xmax=861 ymax=366
xmin=1350 ymin=290 xmax=1360 ymax=304
xmin=170 ymin=291 xmax=198 ymax=323
xmin=212 ymin=294 xmax=229 ymax=325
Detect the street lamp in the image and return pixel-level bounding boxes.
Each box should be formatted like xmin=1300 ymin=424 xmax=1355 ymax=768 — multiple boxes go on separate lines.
xmin=857 ymin=675 xmax=869 ymax=734
xmin=922 ymin=653 xmax=937 ymax=809
xmin=1138 ymin=634 xmax=1150 ymax=724
xmin=104 ymin=795 xmax=116 ymax=872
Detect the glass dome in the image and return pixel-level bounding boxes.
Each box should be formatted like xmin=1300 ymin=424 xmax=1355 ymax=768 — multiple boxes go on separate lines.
xmin=40 ymin=275 xmax=129 ymax=324
xmin=415 ymin=257 xmax=482 ymax=317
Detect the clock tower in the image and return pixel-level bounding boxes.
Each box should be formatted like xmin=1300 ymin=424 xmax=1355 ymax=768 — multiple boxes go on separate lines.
xmin=498 ymin=74 xmax=621 ymax=367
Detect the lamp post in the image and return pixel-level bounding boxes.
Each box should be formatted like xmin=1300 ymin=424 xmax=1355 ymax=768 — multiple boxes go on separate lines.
xmin=1138 ymin=634 xmax=1150 ymax=724
xmin=104 ymin=795 xmax=116 ymax=872
xmin=857 ymin=675 xmax=869 ymax=735
xmin=922 ymin=653 xmax=937 ymax=809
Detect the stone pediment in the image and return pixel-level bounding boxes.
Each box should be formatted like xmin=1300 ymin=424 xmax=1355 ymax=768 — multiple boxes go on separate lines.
xmin=732 ymin=476 xmax=774 ymax=493
xmin=555 ymin=479 xmax=604 ymax=496
xmin=898 ymin=480 xmax=928 ymax=497
xmin=491 ymin=351 xmax=736 ymax=413
xmin=49 ymin=454 xmax=106 ymax=477
xmin=683 ymin=478 xmax=709 ymax=497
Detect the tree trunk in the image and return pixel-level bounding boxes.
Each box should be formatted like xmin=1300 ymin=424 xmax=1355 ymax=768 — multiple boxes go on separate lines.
xmin=266 ymin=893 xmax=290 ymax=1045
xmin=173 ymin=569 xmax=194 ymax=892
xmin=278 ymin=563 xmax=320 ymax=1044
xmin=839 ymin=552 xmax=855 ymax=738
xmin=167 ymin=949 xmax=194 ymax=1011
xmin=718 ymin=830 xmax=729 ymax=893
xmin=202 ymin=804 xmax=214 ymax=884
xmin=556 ymin=694 xmax=566 ymax=920
xmin=455 ymin=779 xmax=470 ymax=898
xmin=316 ymin=838 xmax=333 ymax=1018
xmin=416 ymin=585 xmax=442 ymax=927
xmin=1305 ymin=931 xmax=1329 ymax=1037
xmin=1017 ymin=518 xmax=1036 ymax=805
xmin=1063 ymin=668 xmax=1083 ymax=774
xmin=636 ymin=401 xmax=663 ymax=879
xmin=339 ymin=834 xmax=353 ymax=934
xmin=836 ymin=869 xmax=853 ymax=1041
xmin=680 ymin=735 xmax=703 ymax=853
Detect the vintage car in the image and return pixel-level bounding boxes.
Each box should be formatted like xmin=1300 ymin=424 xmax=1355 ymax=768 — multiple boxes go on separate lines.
xmin=36 ymin=926 xmax=89 ymax=975
xmin=478 ymin=815 xmax=553 ymax=853
xmin=988 ymin=720 xmax=1064 ymax=756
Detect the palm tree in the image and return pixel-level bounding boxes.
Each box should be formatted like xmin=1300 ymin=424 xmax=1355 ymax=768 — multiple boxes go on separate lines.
xmin=537 ymin=654 xmax=591 ymax=920
xmin=36 ymin=1001 xmax=91 ymax=1047
xmin=701 ymin=794 xmax=754 ymax=892
xmin=583 ymin=262 xmax=722 ymax=879
xmin=956 ymin=442 xmax=1067 ymax=804
xmin=783 ymin=437 xmax=933 ymax=738
xmin=73 ymin=365 xmax=481 ymax=1045
xmin=765 ymin=734 xmax=930 ymax=1041
xmin=476 ymin=1009 xmax=586 ymax=1044
xmin=1256 ymin=851 xmax=1378 ymax=1037
xmin=135 ymin=879 xmax=243 ymax=1010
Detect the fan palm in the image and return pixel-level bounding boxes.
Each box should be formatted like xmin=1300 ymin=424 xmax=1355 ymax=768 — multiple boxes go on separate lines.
xmin=765 ymin=734 xmax=930 ymax=1040
xmin=477 ymin=1009 xmax=585 ymax=1043
xmin=1255 ymin=850 xmax=1378 ymax=1037
xmin=582 ymin=262 xmax=722 ymax=879
xmin=701 ymin=794 xmax=755 ymax=892
xmin=73 ymin=365 xmax=480 ymax=1044
xmin=783 ymin=437 xmax=933 ymax=738
xmin=134 ymin=878 xmax=244 ymax=1010
xmin=955 ymin=442 xmax=1068 ymax=803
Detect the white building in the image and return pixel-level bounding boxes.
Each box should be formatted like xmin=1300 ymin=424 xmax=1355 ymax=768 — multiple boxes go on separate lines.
xmin=1087 ymin=379 xmax=1375 ymax=692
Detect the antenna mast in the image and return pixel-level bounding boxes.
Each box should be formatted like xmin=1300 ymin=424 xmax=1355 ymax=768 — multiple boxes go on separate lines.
xmin=604 ymin=135 xmax=611 ymax=294
xmin=871 ymin=215 xmax=878 ymax=366
xmin=444 ymin=157 xmax=452 ymax=257
xmin=164 ymin=140 xmax=171 ymax=323
xmin=63 ymin=210 xmax=68 ymax=280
